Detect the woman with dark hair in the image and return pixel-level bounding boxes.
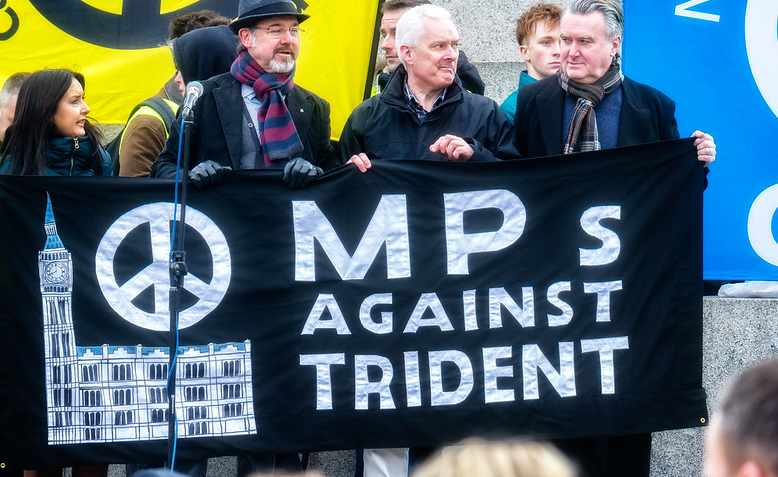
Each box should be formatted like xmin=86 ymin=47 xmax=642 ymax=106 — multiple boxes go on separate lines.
xmin=4 ymin=69 xmax=111 ymax=477
xmin=0 ymin=69 xmax=113 ymax=176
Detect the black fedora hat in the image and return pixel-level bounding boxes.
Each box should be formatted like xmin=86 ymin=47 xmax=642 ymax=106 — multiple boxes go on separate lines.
xmin=229 ymin=0 xmax=310 ymax=33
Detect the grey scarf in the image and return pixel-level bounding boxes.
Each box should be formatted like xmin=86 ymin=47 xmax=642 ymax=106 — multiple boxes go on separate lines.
xmin=559 ymin=56 xmax=624 ymax=154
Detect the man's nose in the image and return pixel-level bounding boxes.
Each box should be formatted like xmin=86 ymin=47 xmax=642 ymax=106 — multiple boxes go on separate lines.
xmin=381 ymin=35 xmax=393 ymax=51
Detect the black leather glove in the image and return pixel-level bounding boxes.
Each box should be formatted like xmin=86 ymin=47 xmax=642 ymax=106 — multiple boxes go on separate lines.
xmin=283 ymin=157 xmax=323 ymax=189
xmin=188 ymin=160 xmax=232 ymax=188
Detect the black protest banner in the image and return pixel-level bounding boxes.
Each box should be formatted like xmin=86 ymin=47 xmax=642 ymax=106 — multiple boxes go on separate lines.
xmin=0 ymin=139 xmax=707 ymax=466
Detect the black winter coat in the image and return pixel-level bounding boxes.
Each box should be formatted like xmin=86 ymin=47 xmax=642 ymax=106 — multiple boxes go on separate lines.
xmin=153 ymin=72 xmax=336 ymax=178
xmin=339 ymin=66 xmax=518 ymax=163
xmin=514 ymin=75 xmax=680 ymax=157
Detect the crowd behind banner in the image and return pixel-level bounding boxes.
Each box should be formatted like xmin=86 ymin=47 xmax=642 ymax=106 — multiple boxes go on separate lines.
xmin=0 ymin=0 xmax=740 ymax=477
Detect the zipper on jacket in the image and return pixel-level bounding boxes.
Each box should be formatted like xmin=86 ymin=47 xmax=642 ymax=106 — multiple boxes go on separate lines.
xmin=70 ymin=137 xmax=79 ymax=176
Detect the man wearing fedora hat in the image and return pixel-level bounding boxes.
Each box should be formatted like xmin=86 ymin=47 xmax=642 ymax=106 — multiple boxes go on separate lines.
xmin=153 ymin=0 xmax=336 ymax=188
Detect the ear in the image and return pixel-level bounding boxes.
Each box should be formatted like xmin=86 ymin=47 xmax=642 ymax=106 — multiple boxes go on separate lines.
xmin=400 ymin=44 xmax=414 ymax=66
xmin=611 ymin=35 xmax=622 ymax=57
xmin=238 ymin=28 xmax=254 ymax=49
xmin=518 ymin=44 xmax=530 ymax=63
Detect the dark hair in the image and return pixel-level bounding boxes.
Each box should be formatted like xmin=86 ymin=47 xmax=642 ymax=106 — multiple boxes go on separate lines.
xmin=0 ymin=69 xmax=103 ymax=176
xmin=718 ymin=360 xmax=778 ymax=475
xmin=168 ymin=10 xmax=231 ymax=40
xmin=382 ymin=0 xmax=430 ymax=14
xmin=516 ymin=3 xmax=562 ymax=45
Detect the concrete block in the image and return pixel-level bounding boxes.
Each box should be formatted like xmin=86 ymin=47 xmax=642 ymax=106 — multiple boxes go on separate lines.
xmin=308 ymin=451 xmax=355 ymax=477
xmin=650 ymin=298 xmax=778 ymax=477
xmin=438 ymin=0 xmax=528 ymax=64
xmin=471 ymin=61 xmax=522 ymax=104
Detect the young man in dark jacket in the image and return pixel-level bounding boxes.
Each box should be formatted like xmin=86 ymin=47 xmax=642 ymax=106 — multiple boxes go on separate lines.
xmin=341 ymin=5 xmax=516 ymax=174
xmin=152 ymin=0 xmax=335 ymax=188
xmin=118 ymin=10 xmax=230 ymax=177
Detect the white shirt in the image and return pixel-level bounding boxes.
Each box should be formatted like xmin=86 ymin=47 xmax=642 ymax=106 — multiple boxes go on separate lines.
xmin=241 ymin=84 xmax=261 ymax=136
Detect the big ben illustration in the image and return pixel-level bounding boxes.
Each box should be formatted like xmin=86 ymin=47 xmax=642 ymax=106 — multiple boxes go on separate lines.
xmin=40 ymin=194 xmax=80 ymax=443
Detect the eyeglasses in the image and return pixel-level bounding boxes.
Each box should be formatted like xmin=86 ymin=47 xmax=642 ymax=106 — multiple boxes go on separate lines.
xmin=253 ymin=26 xmax=304 ymax=39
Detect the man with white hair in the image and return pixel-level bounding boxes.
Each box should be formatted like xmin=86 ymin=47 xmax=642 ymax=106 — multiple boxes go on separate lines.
xmin=514 ymin=1 xmax=716 ymax=475
xmin=340 ymin=6 xmax=515 ymax=476
xmin=705 ymin=360 xmax=778 ymax=477
xmin=341 ymin=4 xmax=516 ymax=171
xmin=376 ymin=0 xmax=484 ymax=95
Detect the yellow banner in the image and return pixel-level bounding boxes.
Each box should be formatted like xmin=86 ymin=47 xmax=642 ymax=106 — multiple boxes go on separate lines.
xmin=0 ymin=0 xmax=379 ymax=137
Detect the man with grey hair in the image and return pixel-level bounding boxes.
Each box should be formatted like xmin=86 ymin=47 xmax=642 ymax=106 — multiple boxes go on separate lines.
xmin=513 ymin=1 xmax=715 ymax=475
xmin=514 ymin=0 xmax=715 ymax=163
xmin=341 ymin=4 xmax=515 ymax=172
xmin=704 ymin=359 xmax=778 ymax=477
xmin=0 ymin=72 xmax=29 ymax=147
xmin=376 ymin=0 xmax=484 ymax=95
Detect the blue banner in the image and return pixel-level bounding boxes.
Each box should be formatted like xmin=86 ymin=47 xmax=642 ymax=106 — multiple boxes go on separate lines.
xmin=624 ymin=0 xmax=778 ymax=279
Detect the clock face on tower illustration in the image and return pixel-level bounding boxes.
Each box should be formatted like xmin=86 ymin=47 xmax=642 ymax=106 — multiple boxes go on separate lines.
xmin=44 ymin=262 xmax=68 ymax=284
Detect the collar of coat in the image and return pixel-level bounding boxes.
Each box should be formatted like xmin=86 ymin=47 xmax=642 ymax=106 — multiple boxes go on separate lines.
xmin=381 ymin=65 xmax=465 ymax=117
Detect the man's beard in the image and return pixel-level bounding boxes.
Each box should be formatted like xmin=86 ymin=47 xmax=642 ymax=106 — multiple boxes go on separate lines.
xmin=269 ymin=56 xmax=296 ymax=74
xmin=383 ymin=59 xmax=400 ymax=74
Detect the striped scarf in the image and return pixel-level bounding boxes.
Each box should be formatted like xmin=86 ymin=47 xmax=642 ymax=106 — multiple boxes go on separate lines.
xmin=230 ymin=51 xmax=303 ymax=165
xmin=559 ymin=56 xmax=624 ymax=154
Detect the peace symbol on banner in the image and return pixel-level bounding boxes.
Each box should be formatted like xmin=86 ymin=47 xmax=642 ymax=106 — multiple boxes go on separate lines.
xmin=95 ymin=203 xmax=232 ymax=331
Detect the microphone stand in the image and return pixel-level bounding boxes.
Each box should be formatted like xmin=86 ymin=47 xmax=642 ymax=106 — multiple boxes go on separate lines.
xmin=167 ymin=108 xmax=194 ymax=469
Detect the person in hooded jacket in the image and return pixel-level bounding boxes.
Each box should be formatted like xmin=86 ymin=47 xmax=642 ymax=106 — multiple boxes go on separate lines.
xmin=0 ymin=69 xmax=112 ymax=177
xmin=118 ymin=21 xmax=234 ymax=177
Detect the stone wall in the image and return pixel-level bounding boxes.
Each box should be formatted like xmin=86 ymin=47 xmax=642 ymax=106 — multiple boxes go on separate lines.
xmin=444 ymin=0 xmax=547 ymax=105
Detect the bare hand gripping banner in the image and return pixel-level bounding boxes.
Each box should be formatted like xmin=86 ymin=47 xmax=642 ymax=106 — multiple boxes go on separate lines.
xmin=0 ymin=139 xmax=707 ymax=466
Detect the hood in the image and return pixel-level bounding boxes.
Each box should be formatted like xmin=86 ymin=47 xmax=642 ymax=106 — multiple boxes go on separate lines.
xmin=173 ymin=25 xmax=240 ymax=84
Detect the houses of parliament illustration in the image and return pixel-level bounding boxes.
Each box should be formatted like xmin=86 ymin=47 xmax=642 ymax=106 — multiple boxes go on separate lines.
xmin=40 ymin=195 xmax=257 ymax=444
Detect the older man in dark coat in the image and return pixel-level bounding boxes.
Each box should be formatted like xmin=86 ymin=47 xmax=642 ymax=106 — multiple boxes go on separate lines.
xmin=513 ymin=1 xmax=716 ymax=477
xmin=153 ymin=0 xmax=335 ymax=188
xmin=514 ymin=1 xmax=715 ymax=163
xmin=341 ymin=4 xmax=516 ymax=176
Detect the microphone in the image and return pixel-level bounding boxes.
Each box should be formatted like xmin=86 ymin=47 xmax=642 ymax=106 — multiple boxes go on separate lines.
xmin=181 ymin=81 xmax=204 ymax=120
